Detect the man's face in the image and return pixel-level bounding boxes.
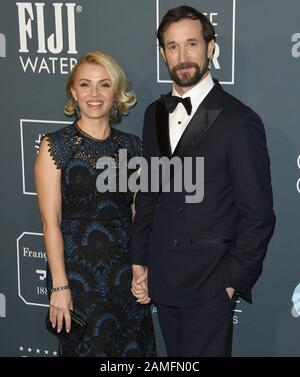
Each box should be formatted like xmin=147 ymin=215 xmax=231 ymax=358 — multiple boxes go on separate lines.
xmin=160 ymin=18 xmax=215 ymax=93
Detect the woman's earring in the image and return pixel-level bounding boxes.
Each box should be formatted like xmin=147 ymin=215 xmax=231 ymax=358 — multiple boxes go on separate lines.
xmin=73 ymin=96 xmax=81 ymax=120
xmin=74 ymin=105 xmax=81 ymax=120
xmin=110 ymin=98 xmax=120 ymax=122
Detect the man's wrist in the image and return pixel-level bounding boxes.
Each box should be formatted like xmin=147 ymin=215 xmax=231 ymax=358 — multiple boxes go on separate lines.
xmin=132 ymin=264 xmax=146 ymax=272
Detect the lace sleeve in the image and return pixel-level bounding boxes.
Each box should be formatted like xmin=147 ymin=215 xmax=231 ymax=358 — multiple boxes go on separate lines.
xmin=41 ymin=131 xmax=67 ymax=170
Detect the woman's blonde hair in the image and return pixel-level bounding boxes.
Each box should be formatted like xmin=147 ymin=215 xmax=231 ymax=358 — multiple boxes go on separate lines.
xmin=64 ymin=51 xmax=137 ymax=123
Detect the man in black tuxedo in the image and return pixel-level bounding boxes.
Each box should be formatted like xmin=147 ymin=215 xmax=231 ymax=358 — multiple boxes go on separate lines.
xmin=131 ymin=5 xmax=275 ymax=357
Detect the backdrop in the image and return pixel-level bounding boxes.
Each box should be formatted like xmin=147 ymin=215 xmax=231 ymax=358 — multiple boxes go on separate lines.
xmin=0 ymin=0 xmax=300 ymax=357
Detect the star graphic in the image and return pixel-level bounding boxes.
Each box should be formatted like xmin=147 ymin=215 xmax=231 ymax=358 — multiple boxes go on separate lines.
xmin=28 ymin=348 xmax=32 ymax=353
xmin=53 ymin=351 xmax=57 ymax=356
xmin=44 ymin=350 xmax=49 ymax=355
xmin=19 ymin=346 xmax=24 ymax=351
xmin=36 ymin=349 xmax=40 ymax=354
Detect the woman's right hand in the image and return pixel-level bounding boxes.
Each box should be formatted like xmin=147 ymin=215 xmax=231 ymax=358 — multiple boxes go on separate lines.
xmin=49 ymin=289 xmax=73 ymax=333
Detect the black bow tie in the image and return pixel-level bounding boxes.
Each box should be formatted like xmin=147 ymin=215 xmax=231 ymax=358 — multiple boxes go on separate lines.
xmin=160 ymin=94 xmax=192 ymax=115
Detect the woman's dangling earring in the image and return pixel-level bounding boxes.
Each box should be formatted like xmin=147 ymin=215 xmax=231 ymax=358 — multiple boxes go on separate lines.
xmin=74 ymin=105 xmax=81 ymax=121
xmin=73 ymin=97 xmax=81 ymax=121
xmin=110 ymin=98 xmax=121 ymax=123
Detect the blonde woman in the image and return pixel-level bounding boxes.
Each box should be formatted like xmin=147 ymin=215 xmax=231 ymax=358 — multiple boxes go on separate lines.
xmin=35 ymin=51 xmax=156 ymax=356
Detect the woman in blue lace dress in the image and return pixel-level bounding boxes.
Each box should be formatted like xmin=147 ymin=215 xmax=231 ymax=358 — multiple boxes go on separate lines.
xmin=35 ymin=51 xmax=156 ymax=356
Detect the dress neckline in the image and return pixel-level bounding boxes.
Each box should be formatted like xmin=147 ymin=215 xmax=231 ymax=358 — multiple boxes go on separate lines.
xmin=74 ymin=122 xmax=112 ymax=142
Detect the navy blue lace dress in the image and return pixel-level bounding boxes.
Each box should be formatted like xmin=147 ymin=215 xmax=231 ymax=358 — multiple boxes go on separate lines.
xmin=44 ymin=122 xmax=156 ymax=357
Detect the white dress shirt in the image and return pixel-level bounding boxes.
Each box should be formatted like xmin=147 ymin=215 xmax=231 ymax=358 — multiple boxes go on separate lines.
xmin=169 ymin=72 xmax=215 ymax=153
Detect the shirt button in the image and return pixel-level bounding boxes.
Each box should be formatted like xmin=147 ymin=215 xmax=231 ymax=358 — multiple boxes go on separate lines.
xmin=176 ymin=207 xmax=183 ymax=213
xmin=173 ymin=240 xmax=179 ymax=247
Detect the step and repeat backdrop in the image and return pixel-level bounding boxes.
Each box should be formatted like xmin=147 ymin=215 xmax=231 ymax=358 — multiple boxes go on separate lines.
xmin=0 ymin=0 xmax=300 ymax=356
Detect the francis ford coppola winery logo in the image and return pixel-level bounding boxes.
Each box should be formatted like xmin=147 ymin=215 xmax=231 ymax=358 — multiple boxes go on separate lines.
xmin=16 ymin=2 xmax=82 ymax=74
xmin=17 ymin=232 xmax=49 ymax=307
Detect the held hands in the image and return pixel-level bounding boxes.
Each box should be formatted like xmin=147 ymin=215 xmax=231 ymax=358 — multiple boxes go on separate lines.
xmin=49 ymin=288 xmax=73 ymax=333
xmin=131 ymin=265 xmax=151 ymax=305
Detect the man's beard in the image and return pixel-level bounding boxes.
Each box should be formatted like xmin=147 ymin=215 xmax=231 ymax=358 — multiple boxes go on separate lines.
xmin=169 ymin=60 xmax=209 ymax=87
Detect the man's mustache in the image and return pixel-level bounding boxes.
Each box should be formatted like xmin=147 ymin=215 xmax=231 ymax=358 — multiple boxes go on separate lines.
xmin=173 ymin=62 xmax=199 ymax=72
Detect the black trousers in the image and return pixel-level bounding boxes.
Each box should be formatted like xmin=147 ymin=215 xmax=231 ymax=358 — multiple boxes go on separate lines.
xmin=156 ymin=290 xmax=236 ymax=357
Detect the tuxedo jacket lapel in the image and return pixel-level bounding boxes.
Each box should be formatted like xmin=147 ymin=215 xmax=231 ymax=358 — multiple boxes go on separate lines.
xmin=173 ymin=82 xmax=223 ymax=158
xmin=155 ymin=81 xmax=223 ymax=189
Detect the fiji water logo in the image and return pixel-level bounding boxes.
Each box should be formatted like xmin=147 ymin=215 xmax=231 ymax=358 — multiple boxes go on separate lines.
xmin=16 ymin=2 xmax=81 ymax=74
xmin=291 ymin=283 xmax=300 ymax=318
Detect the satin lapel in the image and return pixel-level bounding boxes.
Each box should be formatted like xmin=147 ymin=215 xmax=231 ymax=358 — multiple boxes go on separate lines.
xmin=172 ymin=105 xmax=223 ymax=158
xmin=166 ymin=106 xmax=222 ymax=187
xmin=156 ymin=80 xmax=223 ymax=190
xmin=156 ymin=101 xmax=172 ymax=158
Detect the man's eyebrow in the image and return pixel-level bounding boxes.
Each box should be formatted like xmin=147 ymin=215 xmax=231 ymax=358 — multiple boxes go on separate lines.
xmin=166 ymin=38 xmax=200 ymax=46
xmin=165 ymin=40 xmax=177 ymax=46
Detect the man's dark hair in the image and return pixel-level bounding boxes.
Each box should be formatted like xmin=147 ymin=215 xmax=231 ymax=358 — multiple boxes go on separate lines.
xmin=157 ymin=5 xmax=216 ymax=49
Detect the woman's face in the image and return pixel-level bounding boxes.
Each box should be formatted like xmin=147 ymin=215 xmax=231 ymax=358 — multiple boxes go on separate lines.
xmin=71 ymin=62 xmax=115 ymax=123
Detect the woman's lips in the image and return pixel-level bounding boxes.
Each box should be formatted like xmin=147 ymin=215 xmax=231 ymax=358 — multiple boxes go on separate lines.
xmin=87 ymin=101 xmax=103 ymax=106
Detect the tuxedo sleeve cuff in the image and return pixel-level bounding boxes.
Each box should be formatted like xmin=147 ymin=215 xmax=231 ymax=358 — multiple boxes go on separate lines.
xmin=229 ymin=257 xmax=257 ymax=303
xmin=130 ymin=253 xmax=149 ymax=267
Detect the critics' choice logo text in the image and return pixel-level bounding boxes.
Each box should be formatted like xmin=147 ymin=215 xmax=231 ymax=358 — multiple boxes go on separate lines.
xmin=156 ymin=0 xmax=236 ymax=84
xmin=17 ymin=2 xmax=81 ymax=74
xmin=152 ymin=302 xmax=242 ymax=324
xmin=17 ymin=232 xmax=49 ymax=307
xmin=20 ymin=119 xmax=71 ymax=195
